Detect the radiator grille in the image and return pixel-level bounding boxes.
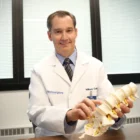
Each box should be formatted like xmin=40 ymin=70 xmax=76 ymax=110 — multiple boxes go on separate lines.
xmin=126 ymin=117 xmax=140 ymax=124
xmin=0 ymin=127 xmax=33 ymax=136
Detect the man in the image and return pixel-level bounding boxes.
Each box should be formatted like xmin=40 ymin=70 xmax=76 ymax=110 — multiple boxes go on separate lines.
xmin=27 ymin=10 xmax=133 ymax=137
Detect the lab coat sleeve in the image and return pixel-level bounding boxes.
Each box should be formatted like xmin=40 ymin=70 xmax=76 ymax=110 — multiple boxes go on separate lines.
xmin=64 ymin=117 xmax=77 ymax=133
xmin=27 ymin=69 xmax=71 ymax=134
xmin=110 ymin=115 xmax=126 ymax=130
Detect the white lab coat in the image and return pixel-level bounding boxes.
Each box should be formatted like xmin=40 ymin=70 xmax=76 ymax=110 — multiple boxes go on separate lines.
xmin=27 ymin=51 xmax=114 ymax=137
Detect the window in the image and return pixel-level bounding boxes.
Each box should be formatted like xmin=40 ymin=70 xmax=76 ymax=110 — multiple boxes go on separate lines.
xmin=0 ymin=0 xmax=98 ymax=90
xmin=1 ymin=0 xmax=139 ymax=91
xmin=23 ymin=0 xmax=92 ymax=78
xmin=100 ymin=0 xmax=140 ymax=74
xmin=0 ymin=0 xmax=13 ymax=79
xmin=99 ymin=0 xmax=140 ymax=84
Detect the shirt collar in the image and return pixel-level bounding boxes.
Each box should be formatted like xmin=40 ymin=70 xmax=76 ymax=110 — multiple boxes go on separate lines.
xmin=56 ymin=49 xmax=77 ymax=65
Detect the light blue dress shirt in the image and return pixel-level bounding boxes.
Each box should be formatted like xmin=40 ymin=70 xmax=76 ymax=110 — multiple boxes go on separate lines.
xmin=56 ymin=49 xmax=77 ymax=72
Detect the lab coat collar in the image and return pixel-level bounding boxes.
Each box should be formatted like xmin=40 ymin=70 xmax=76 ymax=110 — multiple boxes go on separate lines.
xmin=47 ymin=51 xmax=90 ymax=86
xmin=46 ymin=53 xmax=71 ymax=84
xmin=47 ymin=51 xmax=89 ymax=65
xmin=70 ymin=52 xmax=90 ymax=91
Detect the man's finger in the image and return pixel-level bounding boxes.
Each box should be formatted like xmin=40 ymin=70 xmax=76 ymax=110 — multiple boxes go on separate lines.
xmin=115 ymin=109 xmax=124 ymax=118
xmin=76 ymin=103 xmax=92 ymax=117
xmin=120 ymin=104 xmax=130 ymax=113
xmin=127 ymin=99 xmax=133 ymax=108
xmin=92 ymin=100 xmax=102 ymax=105
xmin=81 ymin=98 xmax=96 ymax=111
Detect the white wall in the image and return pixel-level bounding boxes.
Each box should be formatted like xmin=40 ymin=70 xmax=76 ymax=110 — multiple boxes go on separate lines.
xmin=0 ymin=84 xmax=140 ymax=129
xmin=0 ymin=90 xmax=32 ymax=129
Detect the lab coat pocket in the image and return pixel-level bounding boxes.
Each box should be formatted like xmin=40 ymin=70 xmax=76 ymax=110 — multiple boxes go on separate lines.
xmin=47 ymin=90 xmax=66 ymax=105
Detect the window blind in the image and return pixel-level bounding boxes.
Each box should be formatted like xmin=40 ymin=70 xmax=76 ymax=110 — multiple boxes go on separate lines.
xmin=0 ymin=0 xmax=13 ymax=79
xmin=100 ymin=0 xmax=140 ymax=74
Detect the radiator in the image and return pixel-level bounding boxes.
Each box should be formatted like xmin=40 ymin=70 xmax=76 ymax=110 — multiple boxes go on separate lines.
xmin=0 ymin=117 xmax=140 ymax=140
xmin=0 ymin=127 xmax=34 ymax=140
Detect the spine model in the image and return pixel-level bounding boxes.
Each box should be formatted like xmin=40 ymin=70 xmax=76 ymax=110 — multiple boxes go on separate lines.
xmin=84 ymin=82 xmax=139 ymax=137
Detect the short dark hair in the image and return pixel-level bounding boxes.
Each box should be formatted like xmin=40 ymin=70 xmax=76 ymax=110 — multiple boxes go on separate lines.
xmin=47 ymin=10 xmax=76 ymax=31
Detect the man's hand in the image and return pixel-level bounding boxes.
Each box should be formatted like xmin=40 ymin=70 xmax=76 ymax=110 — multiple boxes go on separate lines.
xmin=116 ymin=99 xmax=133 ymax=118
xmin=66 ymin=98 xmax=102 ymax=123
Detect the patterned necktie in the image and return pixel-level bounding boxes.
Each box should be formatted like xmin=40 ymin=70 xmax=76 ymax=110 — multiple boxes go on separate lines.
xmin=63 ymin=58 xmax=73 ymax=81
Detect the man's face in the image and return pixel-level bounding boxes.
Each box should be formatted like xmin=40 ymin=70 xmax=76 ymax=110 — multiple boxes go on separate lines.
xmin=48 ymin=16 xmax=77 ymax=57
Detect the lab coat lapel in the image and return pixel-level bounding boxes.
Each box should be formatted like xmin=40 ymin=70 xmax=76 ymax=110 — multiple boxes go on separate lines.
xmin=53 ymin=56 xmax=71 ymax=85
xmin=71 ymin=53 xmax=89 ymax=91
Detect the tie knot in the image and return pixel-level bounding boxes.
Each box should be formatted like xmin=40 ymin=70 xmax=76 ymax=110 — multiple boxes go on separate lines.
xmin=63 ymin=58 xmax=72 ymax=65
